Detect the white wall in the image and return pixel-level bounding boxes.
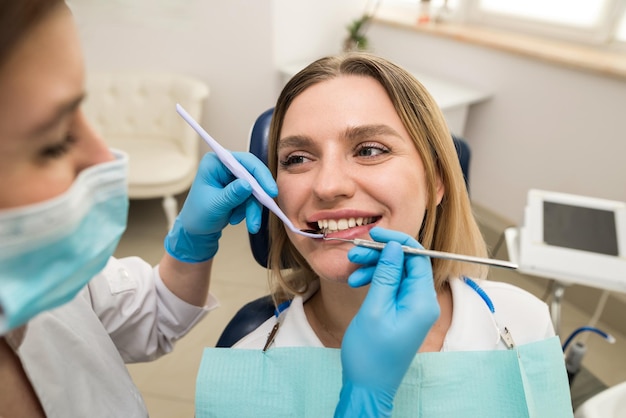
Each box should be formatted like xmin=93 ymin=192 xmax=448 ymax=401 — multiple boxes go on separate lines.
xmin=367 ymin=23 xmax=626 ymax=223
xmin=272 ymin=0 xmax=368 ymax=67
xmin=70 ymin=0 xmax=368 ymax=153
xmin=69 ymin=1 xmax=626 ymax=225
xmin=70 ymin=0 xmax=276 ymax=152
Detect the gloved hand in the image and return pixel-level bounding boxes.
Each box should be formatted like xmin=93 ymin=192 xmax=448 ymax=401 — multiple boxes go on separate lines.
xmin=164 ymin=152 xmax=277 ymax=263
xmin=335 ymin=227 xmax=440 ymax=417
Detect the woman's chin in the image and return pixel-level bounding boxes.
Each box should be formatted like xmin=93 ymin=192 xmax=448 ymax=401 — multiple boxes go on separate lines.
xmin=311 ymin=262 xmax=359 ymax=285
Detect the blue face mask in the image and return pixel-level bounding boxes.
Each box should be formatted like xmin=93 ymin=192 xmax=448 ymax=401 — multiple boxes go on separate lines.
xmin=0 ymin=150 xmax=129 ymax=334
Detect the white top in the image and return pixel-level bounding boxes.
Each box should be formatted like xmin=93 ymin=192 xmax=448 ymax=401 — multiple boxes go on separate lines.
xmin=11 ymin=256 xmax=218 ymax=418
xmin=234 ymin=278 xmax=554 ymax=351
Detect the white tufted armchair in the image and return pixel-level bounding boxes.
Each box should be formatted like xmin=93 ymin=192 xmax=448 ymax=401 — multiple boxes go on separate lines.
xmin=82 ymin=72 xmax=210 ymax=230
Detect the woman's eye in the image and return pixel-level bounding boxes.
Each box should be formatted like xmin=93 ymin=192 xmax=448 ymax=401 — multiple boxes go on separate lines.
xmin=279 ymin=154 xmax=310 ymax=167
xmin=355 ymin=143 xmax=389 ymax=158
xmin=40 ymin=134 xmax=78 ymax=159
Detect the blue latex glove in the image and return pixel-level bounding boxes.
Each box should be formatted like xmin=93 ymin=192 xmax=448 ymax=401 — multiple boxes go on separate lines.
xmin=335 ymin=227 xmax=440 ymax=417
xmin=164 ymin=152 xmax=277 ymax=263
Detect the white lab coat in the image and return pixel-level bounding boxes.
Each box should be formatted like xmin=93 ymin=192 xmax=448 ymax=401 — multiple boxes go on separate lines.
xmin=235 ymin=277 xmax=554 ymax=350
xmin=11 ymin=256 xmax=217 ymax=418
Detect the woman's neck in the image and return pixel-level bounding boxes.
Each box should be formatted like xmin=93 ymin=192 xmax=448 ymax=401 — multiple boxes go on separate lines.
xmin=0 ymin=336 xmax=46 ymax=417
xmin=304 ymin=280 xmax=453 ymax=351
xmin=304 ymin=280 xmax=367 ymax=348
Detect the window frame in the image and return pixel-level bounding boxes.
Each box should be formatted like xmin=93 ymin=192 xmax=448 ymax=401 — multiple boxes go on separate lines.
xmin=382 ymin=0 xmax=626 ymax=49
xmin=463 ymin=0 xmax=624 ymax=45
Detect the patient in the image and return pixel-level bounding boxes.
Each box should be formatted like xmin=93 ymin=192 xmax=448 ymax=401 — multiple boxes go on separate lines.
xmin=234 ymin=52 xmax=554 ymax=352
xmin=195 ymin=52 xmax=574 ymax=416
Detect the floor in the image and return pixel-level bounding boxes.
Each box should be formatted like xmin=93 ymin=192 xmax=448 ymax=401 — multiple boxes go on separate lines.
xmin=116 ymin=197 xmax=626 ymax=417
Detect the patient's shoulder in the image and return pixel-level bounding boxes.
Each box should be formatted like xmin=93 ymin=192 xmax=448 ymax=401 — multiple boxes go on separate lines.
xmin=479 ymin=280 xmax=547 ymax=308
xmin=479 ymin=279 xmax=555 ymax=341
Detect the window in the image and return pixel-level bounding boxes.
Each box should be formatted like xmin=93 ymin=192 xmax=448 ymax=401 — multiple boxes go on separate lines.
xmin=382 ymin=0 xmax=626 ymax=47
xmin=477 ymin=0 xmax=606 ymax=28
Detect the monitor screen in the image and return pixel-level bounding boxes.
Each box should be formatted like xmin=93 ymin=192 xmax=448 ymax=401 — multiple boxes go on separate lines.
xmin=543 ymin=201 xmax=619 ymax=256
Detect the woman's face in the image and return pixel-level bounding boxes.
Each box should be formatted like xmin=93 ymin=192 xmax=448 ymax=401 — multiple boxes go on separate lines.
xmin=0 ymin=5 xmax=112 ymax=210
xmin=277 ymin=75 xmax=443 ymax=282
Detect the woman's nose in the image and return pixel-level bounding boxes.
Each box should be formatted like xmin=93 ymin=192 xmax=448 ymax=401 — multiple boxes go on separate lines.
xmin=311 ymin=157 xmax=356 ymax=202
xmin=73 ymin=109 xmax=114 ymax=173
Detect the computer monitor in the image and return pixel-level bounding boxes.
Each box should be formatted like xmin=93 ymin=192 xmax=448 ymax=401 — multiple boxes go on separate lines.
xmin=518 ymin=189 xmax=626 ymax=292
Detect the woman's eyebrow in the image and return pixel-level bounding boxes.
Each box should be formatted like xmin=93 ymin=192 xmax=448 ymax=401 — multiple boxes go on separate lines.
xmin=278 ymin=124 xmax=402 ymax=149
xmin=278 ymin=135 xmax=314 ymax=150
xmin=343 ymin=124 xmax=402 ymax=141
xmin=29 ymin=94 xmax=85 ymax=138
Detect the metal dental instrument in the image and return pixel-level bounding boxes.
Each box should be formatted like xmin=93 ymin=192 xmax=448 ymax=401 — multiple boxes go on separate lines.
xmin=324 ymin=237 xmax=518 ymax=270
xmin=176 ymin=104 xmax=323 ymax=239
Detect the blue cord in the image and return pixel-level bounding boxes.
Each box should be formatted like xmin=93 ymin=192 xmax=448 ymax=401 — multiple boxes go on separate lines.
xmin=274 ymin=300 xmax=292 ymax=318
xmin=463 ymin=277 xmax=495 ymax=313
xmin=562 ymin=326 xmax=615 ymax=351
xmin=462 ymin=277 xmax=616 ymax=354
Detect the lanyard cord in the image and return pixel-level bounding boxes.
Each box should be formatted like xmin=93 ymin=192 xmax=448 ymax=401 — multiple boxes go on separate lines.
xmin=463 ymin=277 xmax=495 ymax=313
xmin=463 ymin=276 xmax=516 ymax=349
xmin=264 ymin=277 xmax=515 ymax=351
xmin=262 ymin=300 xmax=292 ymax=352
xmin=274 ymin=300 xmax=291 ymax=317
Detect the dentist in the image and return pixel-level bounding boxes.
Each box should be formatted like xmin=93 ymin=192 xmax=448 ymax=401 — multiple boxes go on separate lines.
xmin=0 ymin=1 xmax=278 ymax=416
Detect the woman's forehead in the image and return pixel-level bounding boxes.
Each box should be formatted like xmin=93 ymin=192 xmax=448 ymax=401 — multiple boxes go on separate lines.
xmin=281 ymin=76 xmax=402 ymax=134
xmin=0 ymin=5 xmax=84 ymax=138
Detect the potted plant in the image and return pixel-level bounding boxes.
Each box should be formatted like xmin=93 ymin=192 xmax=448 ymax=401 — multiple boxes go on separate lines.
xmin=343 ymin=0 xmax=382 ymax=52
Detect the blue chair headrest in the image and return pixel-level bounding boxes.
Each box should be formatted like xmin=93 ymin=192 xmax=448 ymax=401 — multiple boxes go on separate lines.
xmin=248 ymin=108 xmax=273 ymax=267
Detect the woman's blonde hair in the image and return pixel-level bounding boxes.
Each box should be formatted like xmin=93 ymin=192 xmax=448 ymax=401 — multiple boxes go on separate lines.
xmin=267 ymin=52 xmax=488 ymax=301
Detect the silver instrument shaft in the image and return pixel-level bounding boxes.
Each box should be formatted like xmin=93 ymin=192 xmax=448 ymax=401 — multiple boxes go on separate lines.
xmin=325 ymin=237 xmax=517 ymax=270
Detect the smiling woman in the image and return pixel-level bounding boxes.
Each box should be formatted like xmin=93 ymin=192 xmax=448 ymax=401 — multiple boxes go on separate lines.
xmin=268 ymin=53 xmax=485 ymax=301
xmin=231 ymin=52 xmax=555 ymax=355
xmin=199 ymin=52 xmax=573 ymax=417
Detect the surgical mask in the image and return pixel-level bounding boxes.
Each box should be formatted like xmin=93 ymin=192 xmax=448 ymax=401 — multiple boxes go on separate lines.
xmin=0 ymin=150 xmax=128 ymax=334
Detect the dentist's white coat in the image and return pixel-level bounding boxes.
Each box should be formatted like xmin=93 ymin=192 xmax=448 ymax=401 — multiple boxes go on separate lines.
xmin=7 ymin=256 xmax=217 ymax=418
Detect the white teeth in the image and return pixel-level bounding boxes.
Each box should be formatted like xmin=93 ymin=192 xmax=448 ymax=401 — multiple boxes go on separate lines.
xmin=316 ymin=217 xmax=376 ymax=233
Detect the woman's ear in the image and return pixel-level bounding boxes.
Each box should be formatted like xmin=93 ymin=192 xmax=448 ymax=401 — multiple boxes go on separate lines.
xmin=435 ymin=175 xmax=445 ymax=206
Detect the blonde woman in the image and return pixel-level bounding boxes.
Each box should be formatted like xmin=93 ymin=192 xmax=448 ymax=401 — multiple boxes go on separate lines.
xmin=235 ymin=53 xmax=553 ymax=353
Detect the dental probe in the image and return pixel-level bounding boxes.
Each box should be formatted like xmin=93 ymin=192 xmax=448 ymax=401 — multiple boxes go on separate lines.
xmin=176 ymin=104 xmax=323 ymax=239
xmin=324 ymin=237 xmax=518 ymax=270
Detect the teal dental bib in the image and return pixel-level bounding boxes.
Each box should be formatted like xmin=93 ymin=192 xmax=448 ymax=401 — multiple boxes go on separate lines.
xmin=196 ymin=336 xmax=573 ymax=417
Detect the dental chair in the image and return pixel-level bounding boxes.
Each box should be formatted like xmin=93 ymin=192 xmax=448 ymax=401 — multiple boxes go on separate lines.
xmin=215 ymin=108 xmax=473 ymax=347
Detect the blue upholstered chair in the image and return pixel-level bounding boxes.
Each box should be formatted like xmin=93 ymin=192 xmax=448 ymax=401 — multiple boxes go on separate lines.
xmin=215 ymin=108 xmax=472 ymax=347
